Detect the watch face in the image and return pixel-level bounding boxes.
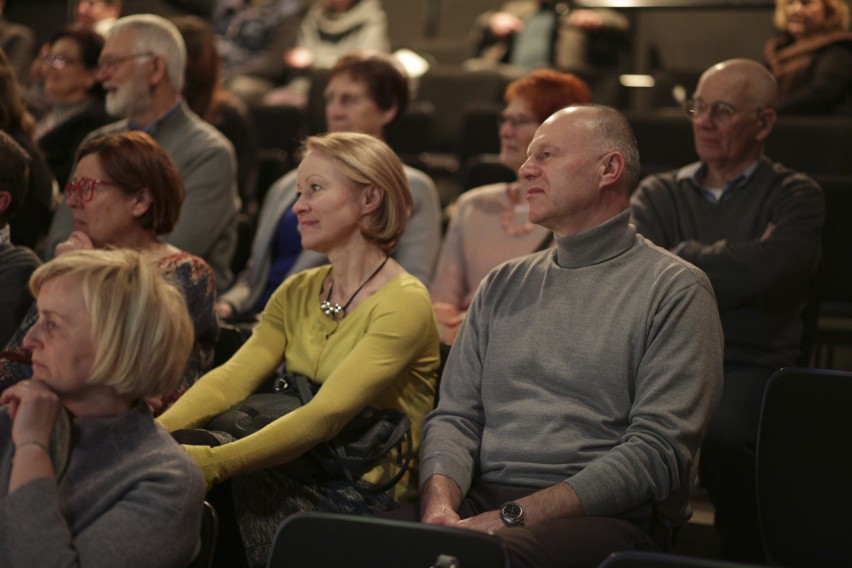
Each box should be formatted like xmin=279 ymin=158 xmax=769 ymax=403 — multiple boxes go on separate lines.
xmin=501 ymin=502 xmax=524 ymax=526
xmin=502 ymin=503 xmax=522 ymax=519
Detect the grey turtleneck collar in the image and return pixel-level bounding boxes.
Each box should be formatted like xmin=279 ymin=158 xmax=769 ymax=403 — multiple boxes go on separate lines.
xmin=553 ymin=210 xmax=635 ymax=269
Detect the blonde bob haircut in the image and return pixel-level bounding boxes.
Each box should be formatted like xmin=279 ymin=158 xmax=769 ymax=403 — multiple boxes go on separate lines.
xmin=773 ymin=0 xmax=850 ymax=32
xmin=304 ymin=132 xmax=412 ymax=254
xmin=29 ymin=249 xmax=194 ymax=400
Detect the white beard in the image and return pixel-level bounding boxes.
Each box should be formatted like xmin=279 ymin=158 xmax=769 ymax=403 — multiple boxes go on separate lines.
xmin=104 ymin=74 xmax=150 ymax=119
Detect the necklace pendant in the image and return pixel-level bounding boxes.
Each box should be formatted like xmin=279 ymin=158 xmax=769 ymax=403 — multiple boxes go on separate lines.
xmin=320 ymin=256 xmax=389 ymax=320
xmin=320 ymin=300 xmax=344 ymax=318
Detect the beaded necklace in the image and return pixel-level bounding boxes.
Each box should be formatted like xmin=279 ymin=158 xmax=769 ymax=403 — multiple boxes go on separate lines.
xmin=320 ymin=256 xmax=390 ymax=318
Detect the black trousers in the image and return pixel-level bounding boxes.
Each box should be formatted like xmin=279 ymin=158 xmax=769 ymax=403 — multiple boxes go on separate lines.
xmin=699 ymin=363 xmax=776 ymax=564
xmin=383 ymin=480 xmax=663 ymax=568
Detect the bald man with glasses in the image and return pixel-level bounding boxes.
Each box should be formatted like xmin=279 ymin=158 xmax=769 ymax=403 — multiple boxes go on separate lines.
xmin=630 ymin=58 xmax=825 ymax=564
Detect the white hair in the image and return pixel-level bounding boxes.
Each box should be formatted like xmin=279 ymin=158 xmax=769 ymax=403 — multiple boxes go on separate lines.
xmin=109 ymin=14 xmax=187 ymax=92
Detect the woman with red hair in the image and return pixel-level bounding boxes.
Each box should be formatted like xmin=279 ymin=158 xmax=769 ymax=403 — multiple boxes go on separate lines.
xmin=430 ymin=70 xmax=592 ymax=345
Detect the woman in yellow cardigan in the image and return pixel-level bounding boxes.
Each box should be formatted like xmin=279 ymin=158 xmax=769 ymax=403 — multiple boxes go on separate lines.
xmin=158 ymin=132 xmax=439 ymax=568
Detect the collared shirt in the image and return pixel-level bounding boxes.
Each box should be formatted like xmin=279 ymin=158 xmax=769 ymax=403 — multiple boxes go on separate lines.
xmin=0 ymin=225 xmax=10 ymax=246
xmin=676 ymin=160 xmax=761 ymax=203
xmin=128 ymin=101 xmax=182 ymax=134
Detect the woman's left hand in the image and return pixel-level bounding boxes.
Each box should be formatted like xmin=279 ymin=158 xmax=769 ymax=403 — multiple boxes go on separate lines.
xmin=0 ymin=380 xmax=61 ymax=450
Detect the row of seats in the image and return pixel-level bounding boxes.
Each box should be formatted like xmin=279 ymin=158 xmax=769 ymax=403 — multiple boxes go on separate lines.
xmin=194 ymin=367 xmax=851 ymax=567
xmin=249 ymin=84 xmax=852 ymax=186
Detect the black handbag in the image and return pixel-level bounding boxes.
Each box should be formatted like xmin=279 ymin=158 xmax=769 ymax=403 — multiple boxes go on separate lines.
xmin=205 ymin=372 xmax=413 ymax=493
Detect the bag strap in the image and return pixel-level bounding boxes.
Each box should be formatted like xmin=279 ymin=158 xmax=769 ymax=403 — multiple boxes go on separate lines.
xmin=358 ymin=419 xmax=413 ymax=494
xmin=333 ymin=412 xmax=414 ymax=494
xmin=291 ymin=373 xmax=316 ymax=404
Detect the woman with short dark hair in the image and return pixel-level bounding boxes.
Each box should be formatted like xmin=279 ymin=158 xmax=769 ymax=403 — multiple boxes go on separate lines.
xmin=34 ymin=26 xmax=111 ymax=190
xmin=0 ymin=132 xmax=217 ymax=415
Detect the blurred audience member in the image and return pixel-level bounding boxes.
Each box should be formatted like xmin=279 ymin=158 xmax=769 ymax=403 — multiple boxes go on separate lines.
xmin=263 ymin=0 xmax=391 ymax=106
xmin=175 ymin=15 xmax=259 ymax=215
xmin=34 ymin=27 xmax=111 ymax=189
xmin=76 ymin=0 xmax=123 ymax=36
xmin=765 ymin=0 xmax=852 ymax=114
xmin=0 ymin=0 xmax=36 ymax=86
xmin=0 ymin=131 xmax=40 ymax=347
xmin=45 ymin=14 xmax=240 ymax=293
xmin=28 ymin=1 xmax=122 ymax=102
xmin=0 ymin=48 xmax=56 ymax=251
xmin=0 ymin=248 xmax=204 ymax=568
xmin=290 ymin=0 xmax=389 ymax=70
xmin=468 ymin=0 xmax=629 ymax=76
xmin=217 ymin=52 xmax=441 ymax=321
xmin=2 ymin=131 xmax=218 ymax=417
xmin=431 ymin=70 xmax=591 ymax=345
xmin=168 ymin=0 xmax=307 ymax=105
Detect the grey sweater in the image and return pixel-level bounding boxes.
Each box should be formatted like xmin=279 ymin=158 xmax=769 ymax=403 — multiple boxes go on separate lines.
xmin=0 ymin=403 xmax=205 ymax=568
xmin=420 ymin=211 xmax=724 ymax=527
xmin=630 ymin=157 xmax=825 ymax=369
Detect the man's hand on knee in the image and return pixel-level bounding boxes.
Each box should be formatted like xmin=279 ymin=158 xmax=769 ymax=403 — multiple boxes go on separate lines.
xmin=457 ymin=510 xmax=503 ymax=534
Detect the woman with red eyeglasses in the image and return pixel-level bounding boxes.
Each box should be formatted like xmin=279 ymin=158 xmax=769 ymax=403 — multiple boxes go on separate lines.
xmin=0 ymin=131 xmax=218 ymax=414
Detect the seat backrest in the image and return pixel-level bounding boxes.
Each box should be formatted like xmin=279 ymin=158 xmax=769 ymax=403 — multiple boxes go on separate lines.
xmin=814 ymin=176 xmax=852 ymax=313
xmin=766 ymin=116 xmax=852 ymax=178
xmin=755 ymin=367 xmax=852 ymax=567
xmin=249 ymin=104 xmax=304 ymax=161
xmin=624 ymin=110 xmax=696 ymax=181
xmin=459 ymin=103 xmax=503 ymax=166
xmin=186 ymin=501 xmax=218 ymax=568
xmin=460 ymin=155 xmax=516 ymax=192
xmin=266 ymin=511 xmax=509 ymax=568
xmin=416 ymin=66 xmax=507 ymax=154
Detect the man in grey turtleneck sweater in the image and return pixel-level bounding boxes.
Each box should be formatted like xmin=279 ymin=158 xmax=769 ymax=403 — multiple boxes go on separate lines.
xmin=406 ymin=105 xmax=723 ymax=568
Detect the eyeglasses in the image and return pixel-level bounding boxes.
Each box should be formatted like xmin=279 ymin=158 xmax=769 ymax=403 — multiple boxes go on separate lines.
xmin=685 ymin=99 xmax=762 ymax=126
xmin=42 ymin=55 xmax=83 ymax=70
xmin=498 ymin=115 xmax=539 ymax=129
xmin=97 ymin=52 xmax=154 ymax=73
xmin=65 ymin=178 xmax=119 ymax=202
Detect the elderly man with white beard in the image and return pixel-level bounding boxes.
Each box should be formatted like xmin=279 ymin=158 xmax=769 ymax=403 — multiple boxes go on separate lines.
xmin=45 ymin=14 xmax=239 ymax=292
